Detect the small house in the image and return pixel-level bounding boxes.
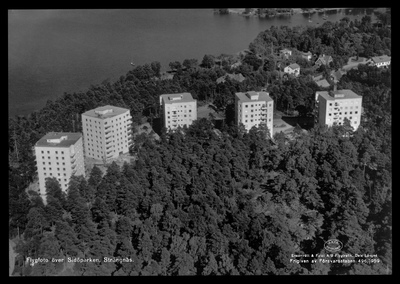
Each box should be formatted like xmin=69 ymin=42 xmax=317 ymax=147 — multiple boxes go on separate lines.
xmin=301 ymin=51 xmax=313 ymax=61
xmin=314 ymin=54 xmax=333 ymax=67
xmin=280 ymin=48 xmax=292 ymax=59
xmin=283 ymin=63 xmax=300 ymax=77
xmin=368 ymin=55 xmax=391 ymax=68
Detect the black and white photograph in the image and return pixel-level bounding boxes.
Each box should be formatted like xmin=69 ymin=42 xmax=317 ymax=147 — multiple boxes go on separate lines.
xmin=9 ymin=8 xmax=391 ymax=276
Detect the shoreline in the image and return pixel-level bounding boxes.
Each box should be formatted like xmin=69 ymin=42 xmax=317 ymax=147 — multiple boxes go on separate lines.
xmin=224 ymin=8 xmax=354 ymax=17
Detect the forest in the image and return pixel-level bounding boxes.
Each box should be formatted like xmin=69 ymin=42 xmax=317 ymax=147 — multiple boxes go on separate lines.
xmin=9 ymin=10 xmax=391 ymax=275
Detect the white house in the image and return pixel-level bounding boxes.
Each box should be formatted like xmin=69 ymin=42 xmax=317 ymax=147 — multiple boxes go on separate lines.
xmin=284 ymin=63 xmax=300 ymax=77
xmin=369 ymin=55 xmax=391 ymax=68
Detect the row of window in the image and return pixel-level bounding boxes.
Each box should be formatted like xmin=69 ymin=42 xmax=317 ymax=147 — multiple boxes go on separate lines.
xmin=167 ymin=109 xmax=193 ymax=114
xmin=43 ymin=172 xmax=67 ymax=177
xmin=329 ymin=103 xmax=360 ymax=107
xmin=244 ymin=119 xmax=272 ymax=123
xmin=41 ymin=150 xmax=65 ymax=154
xmin=243 ymin=103 xmax=272 ymax=108
xmin=42 ymin=162 xmax=66 ymax=166
xmin=328 ymin=111 xmax=358 ymax=116
xmin=244 ymin=114 xmax=271 ymax=118
xmin=42 ymin=156 xmax=65 ymax=160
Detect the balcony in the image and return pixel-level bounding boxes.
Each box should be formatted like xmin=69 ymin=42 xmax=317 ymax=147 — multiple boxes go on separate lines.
xmin=105 ymin=124 xmax=111 ymax=129
xmin=107 ymin=148 xmax=113 ymax=154
xmin=106 ymin=144 xmax=112 ymax=149
xmin=70 ymin=157 xmax=76 ymax=164
xmin=71 ymin=163 xmax=76 ymax=169
xmin=70 ymin=152 xmax=75 ymax=158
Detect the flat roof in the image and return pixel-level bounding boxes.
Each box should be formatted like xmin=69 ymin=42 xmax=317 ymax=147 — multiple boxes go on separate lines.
xmin=82 ymin=105 xmax=130 ymax=119
xmin=317 ymin=89 xmax=362 ymax=101
xmin=160 ymin=93 xmax=196 ymax=104
xmin=35 ymin=132 xmax=82 ymax=148
xmin=235 ymin=91 xmax=273 ymax=103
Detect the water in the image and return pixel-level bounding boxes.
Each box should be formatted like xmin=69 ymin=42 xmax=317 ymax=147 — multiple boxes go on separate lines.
xmin=8 ymin=8 xmax=377 ymax=117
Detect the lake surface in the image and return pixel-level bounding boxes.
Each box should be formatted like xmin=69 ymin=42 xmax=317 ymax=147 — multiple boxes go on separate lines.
xmin=8 ymin=8 xmax=377 ymax=117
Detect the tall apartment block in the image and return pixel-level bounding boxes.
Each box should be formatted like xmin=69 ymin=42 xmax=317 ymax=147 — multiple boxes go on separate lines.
xmin=34 ymin=132 xmax=85 ymax=201
xmin=235 ymin=91 xmax=274 ymax=138
xmin=160 ymin=93 xmax=197 ymax=130
xmin=315 ymin=89 xmax=362 ymax=130
xmin=81 ymin=105 xmax=133 ymax=161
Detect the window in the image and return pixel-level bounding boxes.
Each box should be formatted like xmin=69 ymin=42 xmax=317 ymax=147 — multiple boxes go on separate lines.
xmin=48 ymin=156 xmax=50 ymax=159
xmin=47 ymin=151 xmax=50 ymax=154
xmin=329 ymin=113 xmax=332 ymax=116
xmin=49 ymin=162 xmax=51 ymax=165
xmin=55 ymin=151 xmax=58 ymax=154
xmin=355 ymin=111 xmax=358 ymax=114
xmin=49 ymin=167 xmax=52 ymax=171
xmin=43 ymin=162 xmax=45 ymax=165
xmin=41 ymin=151 xmax=44 ymax=154
xmin=245 ymin=105 xmax=248 ymax=108
xmin=329 ymin=103 xmax=332 ymax=106
xmin=43 ymin=167 xmax=46 ymax=170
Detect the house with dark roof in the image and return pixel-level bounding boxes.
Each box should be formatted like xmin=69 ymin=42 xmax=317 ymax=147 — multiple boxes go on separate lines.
xmin=330 ymin=69 xmax=347 ymax=83
xmin=216 ymin=73 xmax=246 ymax=84
xmin=301 ymin=51 xmax=313 ymax=61
xmin=312 ymin=73 xmax=324 ymax=82
xmin=283 ymin=63 xmax=300 ymax=77
xmin=314 ymin=54 xmax=333 ymax=67
xmin=315 ymin=79 xmax=330 ymax=88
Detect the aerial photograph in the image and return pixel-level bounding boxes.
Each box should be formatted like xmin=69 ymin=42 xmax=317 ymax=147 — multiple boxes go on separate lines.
xmin=9 ymin=8 xmax=391 ymax=276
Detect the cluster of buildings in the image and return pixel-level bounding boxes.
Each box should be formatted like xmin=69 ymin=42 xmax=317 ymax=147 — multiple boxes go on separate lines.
xmin=34 ymin=83 xmax=364 ymax=201
xmin=35 ymin=105 xmax=133 ymax=202
xmin=279 ymin=47 xmax=390 ymax=81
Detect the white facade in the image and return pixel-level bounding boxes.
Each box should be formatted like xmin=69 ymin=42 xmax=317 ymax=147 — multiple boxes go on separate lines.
xmin=315 ymin=89 xmax=362 ymax=130
xmin=370 ymin=55 xmax=391 ymax=68
xmin=35 ymin=132 xmax=85 ymax=201
xmin=235 ymin=91 xmax=274 ymax=138
xmin=82 ymin=105 xmax=133 ymax=161
xmin=160 ymin=93 xmax=197 ymax=130
xmin=284 ymin=64 xmax=300 ymax=77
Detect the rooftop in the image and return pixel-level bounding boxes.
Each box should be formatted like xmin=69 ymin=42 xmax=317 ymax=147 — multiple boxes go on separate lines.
xmin=216 ymin=73 xmax=246 ymax=84
xmin=317 ymin=54 xmax=333 ymax=64
xmin=287 ymin=63 xmax=300 ymax=69
xmin=235 ymin=91 xmax=273 ymax=103
xmin=160 ymin=92 xmax=196 ymax=105
xmin=371 ymin=55 xmax=391 ymax=63
xmin=317 ymin=89 xmax=362 ymax=101
xmin=82 ymin=105 xmax=130 ymax=119
xmin=35 ymin=132 xmax=82 ymax=148
xmin=315 ymin=79 xmax=330 ymax=88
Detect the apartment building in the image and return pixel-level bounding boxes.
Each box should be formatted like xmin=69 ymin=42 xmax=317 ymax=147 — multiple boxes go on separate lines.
xmin=235 ymin=91 xmax=274 ymax=138
xmin=315 ymin=88 xmax=362 ymax=130
xmin=34 ymin=132 xmax=85 ymax=201
xmin=81 ymin=105 xmax=133 ymax=161
xmin=160 ymin=93 xmax=197 ymax=130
